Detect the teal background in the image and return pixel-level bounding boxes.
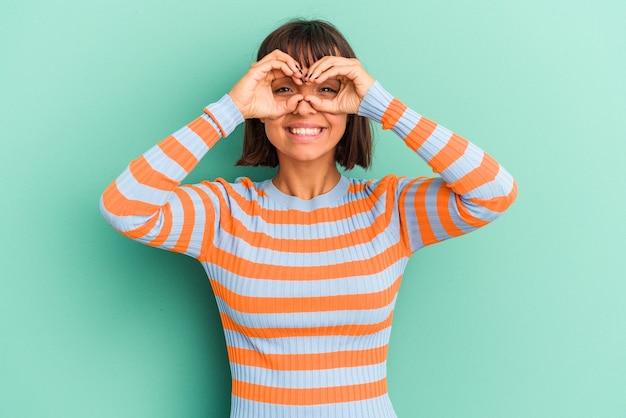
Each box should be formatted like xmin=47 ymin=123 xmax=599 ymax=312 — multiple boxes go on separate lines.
xmin=2 ymin=0 xmax=625 ymax=417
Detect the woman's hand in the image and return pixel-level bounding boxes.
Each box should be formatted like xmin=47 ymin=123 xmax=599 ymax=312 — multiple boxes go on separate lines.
xmin=228 ymin=50 xmax=305 ymax=119
xmin=302 ymin=56 xmax=375 ymax=114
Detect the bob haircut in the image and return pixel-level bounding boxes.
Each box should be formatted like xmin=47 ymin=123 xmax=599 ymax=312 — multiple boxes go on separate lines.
xmin=236 ymin=19 xmax=373 ymax=170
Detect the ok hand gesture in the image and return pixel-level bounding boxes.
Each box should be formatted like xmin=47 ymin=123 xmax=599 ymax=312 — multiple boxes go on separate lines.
xmin=228 ymin=51 xmax=375 ymax=119
xmin=228 ymin=50 xmax=305 ymax=119
xmin=302 ymin=56 xmax=375 ymax=115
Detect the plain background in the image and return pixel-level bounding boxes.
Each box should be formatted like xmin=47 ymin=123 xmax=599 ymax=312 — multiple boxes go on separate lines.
xmin=1 ymin=0 xmax=625 ymax=417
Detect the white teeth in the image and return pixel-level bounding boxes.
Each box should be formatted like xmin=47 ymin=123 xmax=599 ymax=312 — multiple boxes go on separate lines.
xmin=289 ymin=127 xmax=322 ymax=136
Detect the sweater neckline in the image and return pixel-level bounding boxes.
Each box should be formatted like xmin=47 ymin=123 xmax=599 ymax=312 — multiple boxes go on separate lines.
xmin=260 ymin=175 xmax=349 ymax=211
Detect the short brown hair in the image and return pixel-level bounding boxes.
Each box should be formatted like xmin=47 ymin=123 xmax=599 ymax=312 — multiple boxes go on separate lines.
xmin=236 ymin=19 xmax=372 ymax=170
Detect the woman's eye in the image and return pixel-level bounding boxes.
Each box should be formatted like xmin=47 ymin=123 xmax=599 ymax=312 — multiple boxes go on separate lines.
xmin=319 ymin=80 xmax=340 ymax=95
xmin=274 ymin=86 xmax=293 ymax=94
xmin=318 ymin=86 xmax=339 ymax=97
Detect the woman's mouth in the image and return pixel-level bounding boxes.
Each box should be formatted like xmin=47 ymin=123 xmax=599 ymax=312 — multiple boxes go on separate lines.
xmin=287 ymin=127 xmax=323 ymax=136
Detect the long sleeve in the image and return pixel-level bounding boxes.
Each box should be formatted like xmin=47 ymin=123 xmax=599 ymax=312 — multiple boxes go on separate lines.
xmin=358 ymin=81 xmax=518 ymax=252
xmin=99 ymin=94 xmax=244 ymax=258
xmin=99 ymin=81 xmax=517 ymax=418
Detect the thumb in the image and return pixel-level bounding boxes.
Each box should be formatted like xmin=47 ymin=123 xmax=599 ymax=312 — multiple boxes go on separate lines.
xmin=304 ymin=95 xmax=336 ymax=113
xmin=284 ymin=94 xmax=305 ymax=113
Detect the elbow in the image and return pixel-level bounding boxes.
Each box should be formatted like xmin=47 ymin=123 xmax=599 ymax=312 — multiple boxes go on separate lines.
xmin=99 ymin=193 xmax=119 ymax=230
xmin=458 ymin=176 xmax=518 ymax=228
xmin=504 ymin=178 xmax=518 ymax=211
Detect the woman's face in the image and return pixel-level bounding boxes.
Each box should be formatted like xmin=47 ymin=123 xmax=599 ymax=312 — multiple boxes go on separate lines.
xmin=262 ymin=75 xmax=347 ymax=167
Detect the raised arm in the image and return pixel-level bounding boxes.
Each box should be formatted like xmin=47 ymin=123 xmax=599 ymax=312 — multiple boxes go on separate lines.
xmin=100 ymin=50 xmax=307 ymax=258
xmin=99 ymin=96 xmax=243 ymax=258
xmin=359 ymin=81 xmax=518 ymax=251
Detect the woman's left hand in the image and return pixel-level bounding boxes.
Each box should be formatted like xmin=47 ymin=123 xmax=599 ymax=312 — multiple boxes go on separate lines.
xmin=302 ymin=56 xmax=375 ymax=114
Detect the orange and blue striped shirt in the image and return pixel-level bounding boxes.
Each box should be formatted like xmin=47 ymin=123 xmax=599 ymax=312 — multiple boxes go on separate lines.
xmin=100 ymin=81 xmax=517 ymax=417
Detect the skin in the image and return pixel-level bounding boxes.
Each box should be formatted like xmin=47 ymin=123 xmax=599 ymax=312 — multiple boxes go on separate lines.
xmin=228 ymin=49 xmax=375 ymax=200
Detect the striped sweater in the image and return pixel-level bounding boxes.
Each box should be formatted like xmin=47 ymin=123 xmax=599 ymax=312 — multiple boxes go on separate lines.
xmin=100 ymin=81 xmax=517 ymax=417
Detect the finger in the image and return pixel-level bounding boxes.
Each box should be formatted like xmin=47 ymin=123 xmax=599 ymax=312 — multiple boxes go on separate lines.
xmin=305 ymin=56 xmax=353 ymax=81
xmin=292 ymin=74 xmax=304 ymax=85
xmin=311 ymin=64 xmax=375 ymax=97
xmin=257 ymin=49 xmax=303 ymax=76
xmin=265 ymin=94 xmax=304 ymax=119
xmin=311 ymin=62 xmax=363 ymax=84
xmin=313 ymin=66 xmax=355 ymax=85
xmin=256 ymin=59 xmax=307 ymax=85
xmin=304 ymin=95 xmax=340 ymax=114
xmin=285 ymin=94 xmax=305 ymax=112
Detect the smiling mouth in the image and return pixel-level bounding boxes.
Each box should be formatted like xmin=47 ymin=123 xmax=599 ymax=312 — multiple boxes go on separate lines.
xmin=288 ymin=127 xmax=323 ymax=136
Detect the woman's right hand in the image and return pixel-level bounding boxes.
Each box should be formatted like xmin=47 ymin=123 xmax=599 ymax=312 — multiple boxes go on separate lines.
xmin=228 ymin=50 xmax=305 ymax=120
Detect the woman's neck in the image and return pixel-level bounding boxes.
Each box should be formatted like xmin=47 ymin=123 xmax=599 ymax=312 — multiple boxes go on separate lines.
xmin=272 ymin=162 xmax=341 ymax=200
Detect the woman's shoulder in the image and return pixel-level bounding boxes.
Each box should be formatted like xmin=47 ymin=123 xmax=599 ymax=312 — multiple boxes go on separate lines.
xmin=344 ymin=173 xmax=434 ymax=198
xmin=193 ymin=177 xmax=268 ymax=200
xmin=345 ymin=173 xmax=408 ymax=189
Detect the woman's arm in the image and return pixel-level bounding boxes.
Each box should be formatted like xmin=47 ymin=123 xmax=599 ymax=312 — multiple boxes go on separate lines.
xmin=359 ymin=81 xmax=518 ymax=252
xmin=99 ymin=95 xmax=243 ymax=258
xmin=287 ymin=55 xmax=516 ymax=252
xmin=100 ymin=50 xmax=304 ymax=258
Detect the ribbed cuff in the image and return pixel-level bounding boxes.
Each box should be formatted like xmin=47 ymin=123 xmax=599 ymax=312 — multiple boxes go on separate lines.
xmin=203 ymin=94 xmax=245 ymax=138
xmin=357 ymin=81 xmax=394 ymax=123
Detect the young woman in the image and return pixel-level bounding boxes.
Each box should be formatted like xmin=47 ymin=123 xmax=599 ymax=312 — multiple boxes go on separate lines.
xmin=101 ymin=19 xmax=517 ymax=418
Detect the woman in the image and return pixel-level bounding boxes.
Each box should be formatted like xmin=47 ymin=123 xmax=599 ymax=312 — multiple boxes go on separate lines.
xmin=101 ymin=19 xmax=517 ymax=418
